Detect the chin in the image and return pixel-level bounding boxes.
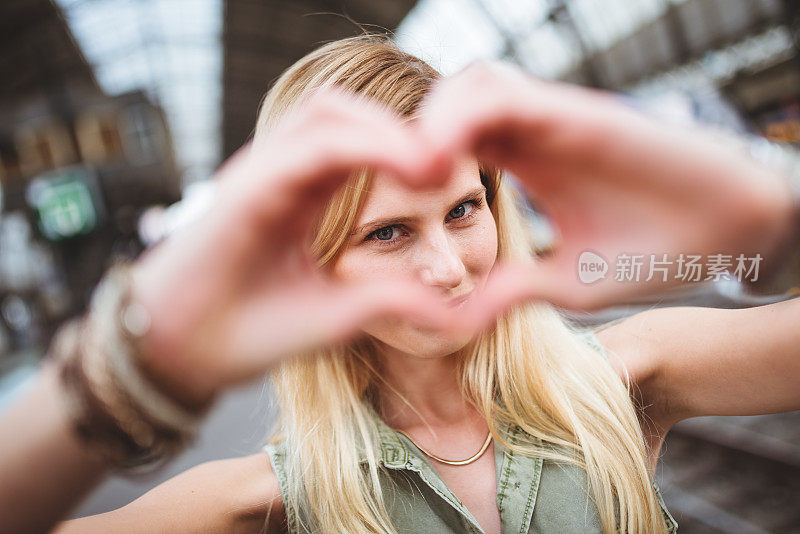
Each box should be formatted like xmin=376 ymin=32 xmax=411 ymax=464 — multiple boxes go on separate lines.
xmin=370 ymin=324 xmax=476 ymax=359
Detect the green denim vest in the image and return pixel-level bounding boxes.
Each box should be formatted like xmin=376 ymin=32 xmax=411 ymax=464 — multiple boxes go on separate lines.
xmin=264 ymin=332 xmax=678 ymax=533
xmin=265 ymin=412 xmax=677 ymax=533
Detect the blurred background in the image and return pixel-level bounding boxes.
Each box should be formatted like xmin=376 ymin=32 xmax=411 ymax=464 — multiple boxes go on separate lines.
xmin=0 ymin=0 xmax=799 ymax=532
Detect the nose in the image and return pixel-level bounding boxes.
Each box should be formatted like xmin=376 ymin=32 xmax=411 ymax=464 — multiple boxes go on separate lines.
xmin=416 ymin=231 xmax=466 ymax=290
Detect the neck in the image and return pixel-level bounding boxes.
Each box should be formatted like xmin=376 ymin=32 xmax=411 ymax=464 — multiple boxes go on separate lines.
xmin=373 ymin=343 xmax=478 ymax=432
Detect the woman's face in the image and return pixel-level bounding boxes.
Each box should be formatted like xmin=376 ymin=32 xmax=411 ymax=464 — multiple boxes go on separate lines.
xmin=332 ymin=159 xmax=498 ymax=359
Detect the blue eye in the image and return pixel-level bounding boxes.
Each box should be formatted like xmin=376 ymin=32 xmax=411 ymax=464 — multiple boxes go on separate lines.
xmin=372 ymin=226 xmax=399 ymax=241
xmin=448 ymin=202 xmax=474 ymax=220
xmin=365 ymin=198 xmax=482 ymax=246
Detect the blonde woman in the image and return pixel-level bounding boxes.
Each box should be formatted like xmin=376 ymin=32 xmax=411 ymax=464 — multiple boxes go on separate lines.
xmin=47 ymin=35 xmax=800 ymax=534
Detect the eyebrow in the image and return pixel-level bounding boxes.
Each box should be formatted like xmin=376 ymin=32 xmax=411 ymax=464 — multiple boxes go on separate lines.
xmin=350 ymin=186 xmax=487 ymax=237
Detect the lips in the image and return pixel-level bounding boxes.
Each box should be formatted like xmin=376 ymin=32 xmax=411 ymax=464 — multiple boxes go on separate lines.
xmin=447 ymin=290 xmax=473 ymax=309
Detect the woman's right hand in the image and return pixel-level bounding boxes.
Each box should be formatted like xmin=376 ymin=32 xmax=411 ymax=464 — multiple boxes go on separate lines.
xmin=129 ymin=91 xmax=451 ymax=409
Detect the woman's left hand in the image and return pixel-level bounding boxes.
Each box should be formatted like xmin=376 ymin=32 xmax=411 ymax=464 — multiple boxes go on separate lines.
xmin=417 ymin=62 xmax=796 ymax=315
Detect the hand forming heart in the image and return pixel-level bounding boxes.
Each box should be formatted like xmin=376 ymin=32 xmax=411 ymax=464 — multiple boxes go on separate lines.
xmin=417 ymin=62 xmax=794 ymax=319
xmin=130 ymin=64 xmax=795 ymax=408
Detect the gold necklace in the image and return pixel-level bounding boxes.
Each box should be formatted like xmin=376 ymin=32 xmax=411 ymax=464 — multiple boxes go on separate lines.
xmin=396 ymin=429 xmax=493 ymax=466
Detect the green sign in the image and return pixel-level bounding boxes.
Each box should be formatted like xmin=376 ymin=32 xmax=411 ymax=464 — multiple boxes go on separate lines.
xmin=28 ymin=168 xmax=99 ymax=240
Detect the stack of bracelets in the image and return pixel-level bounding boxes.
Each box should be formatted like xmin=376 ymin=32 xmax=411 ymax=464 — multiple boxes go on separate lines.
xmin=49 ymin=265 xmax=206 ymax=470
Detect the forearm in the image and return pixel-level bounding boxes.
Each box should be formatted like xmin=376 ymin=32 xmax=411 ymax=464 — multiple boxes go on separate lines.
xmin=649 ymin=297 xmax=800 ymax=424
xmin=0 ymin=363 xmax=109 ymax=534
xmin=52 ymin=454 xmax=282 ymax=534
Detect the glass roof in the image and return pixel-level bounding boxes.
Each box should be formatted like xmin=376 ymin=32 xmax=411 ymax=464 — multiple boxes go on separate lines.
xmin=50 ymin=0 xmax=787 ymax=190
xmin=396 ymin=0 xmax=685 ymax=78
xmin=398 ymin=0 xmax=795 ymax=83
xmin=55 ymin=0 xmax=223 ymax=186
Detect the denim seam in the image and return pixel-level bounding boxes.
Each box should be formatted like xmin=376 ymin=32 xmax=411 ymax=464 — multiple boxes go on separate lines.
xmin=401 ymin=458 xmax=484 ymax=531
xmin=264 ymin=444 xmax=300 ymax=534
xmin=519 ymin=456 xmax=543 ymax=534
xmin=653 ymin=481 xmax=679 ymax=533
xmin=496 ymin=440 xmax=514 ymax=512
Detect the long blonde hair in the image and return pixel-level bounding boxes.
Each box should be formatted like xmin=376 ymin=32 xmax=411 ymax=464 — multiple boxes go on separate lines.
xmin=258 ymin=35 xmax=666 ymax=534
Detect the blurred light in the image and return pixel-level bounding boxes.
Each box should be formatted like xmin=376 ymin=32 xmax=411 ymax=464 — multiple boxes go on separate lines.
xmin=2 ymin=296 xmax=32 ymax=332
xmin=397 ymin=0 xmax=680 ymax=78
xmin=397 ymin=0 xmax=787 ymax=85
xmin=137 ymin=180 xmax=216 ymax=246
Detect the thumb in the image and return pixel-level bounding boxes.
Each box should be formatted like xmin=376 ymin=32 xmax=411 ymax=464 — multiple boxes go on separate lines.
xmin=444 ymin=258 xmax=602 ymax=336
xmin=327 ymin=279 xmax=454 ymax=341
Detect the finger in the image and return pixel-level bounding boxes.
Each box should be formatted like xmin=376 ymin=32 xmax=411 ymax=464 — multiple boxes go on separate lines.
xmin=213 ymin=140 xmax=255 ymax=182
xmin=233 ymin=102 xmax=439 ymax=238
xmin=442 ymin=258 xmax=607 ymax=336
xmin=231 ymin=278 xmax=455 ymax=364
xmin=452 ymin=260 xmax=575 ymax=334
xmin=215 ymin=278 xmax=461 ymax=385
xmin=418 ymin=62 xmax=537 ymax=163
xmin=332 ymin=279 xmax=455 ymax=338
xmin=251 ymin=130 xmax=415 ymax=243
xmin=418 ymin=63 xmax=623 ymax=175
xmin=281 ymin=87 xmax=448 ymax=188
xmin=318 ymin=89 xmax=458 ymax=190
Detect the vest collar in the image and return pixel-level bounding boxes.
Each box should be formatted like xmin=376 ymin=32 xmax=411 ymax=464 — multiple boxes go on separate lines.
xmin=359 ymin=401 xmax=411 ymax=468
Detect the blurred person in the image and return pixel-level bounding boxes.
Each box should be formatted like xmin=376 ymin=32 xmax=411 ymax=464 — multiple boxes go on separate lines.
xmin=50 ymin=36 xmax=800 ymax=534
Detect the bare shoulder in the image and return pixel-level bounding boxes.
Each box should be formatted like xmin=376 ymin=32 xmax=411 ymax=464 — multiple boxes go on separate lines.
xmin=54 ymin=453 xmax=286 ymax=534
xmin=592 ymin=306 xmax=720 ymax=426
xmin=592 ymin=309 xmax=690 ymax=466
xmin=593 ymin=311 xmax=665 ymax=387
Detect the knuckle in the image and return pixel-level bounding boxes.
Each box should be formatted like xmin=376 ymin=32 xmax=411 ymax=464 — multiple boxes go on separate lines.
xmin=304 ymin=94 xmax=339 ymax=118
xmin=461 ymin=60 xmax=503 ymax=84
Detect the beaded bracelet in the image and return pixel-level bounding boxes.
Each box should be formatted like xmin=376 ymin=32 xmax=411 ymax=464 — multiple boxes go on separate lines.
xmin=50 ymin=264 xmax=206 ymax=469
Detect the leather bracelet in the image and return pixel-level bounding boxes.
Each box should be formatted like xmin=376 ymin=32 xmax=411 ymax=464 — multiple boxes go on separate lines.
xmin=90 ymin=266 xmax=204 ymax=434
xmin=50 ymin=263 xmax=206 ymax=470
xmin=54 ymin=321 xmax=160 ymax=468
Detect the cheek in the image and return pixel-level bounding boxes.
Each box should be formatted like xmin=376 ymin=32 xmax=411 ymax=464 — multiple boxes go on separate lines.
xmin=331 ymin=248 xmax=409 ymax=284
xmin=330 ymin=251 xmax=360 ymax=282
xmin=333 ymin=215 xmax=499 ymax=284
xmin=463 ymin=213 xmax=498 ymax=278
